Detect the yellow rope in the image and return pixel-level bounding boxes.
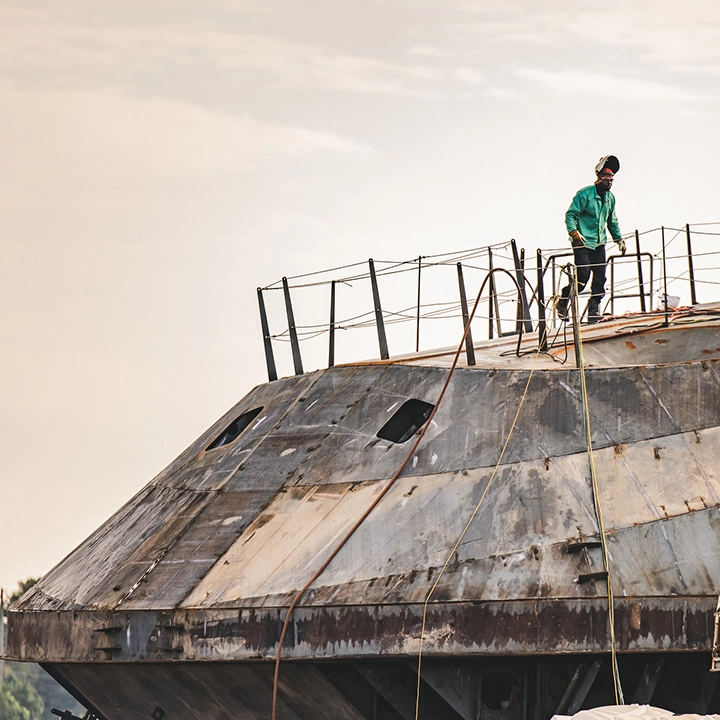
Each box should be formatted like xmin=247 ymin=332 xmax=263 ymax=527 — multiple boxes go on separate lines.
xmin=572 ymin=272 xmax=625 ymax=705
xmin=412 ymin=266 xmax=624 ymax=717
xmin=414 ymin=342 xmax=543 ymax=720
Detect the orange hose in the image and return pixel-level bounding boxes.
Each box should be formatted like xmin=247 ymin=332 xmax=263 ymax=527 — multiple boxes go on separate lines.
xmin=271 ymin=268 xmax=522 ymax=719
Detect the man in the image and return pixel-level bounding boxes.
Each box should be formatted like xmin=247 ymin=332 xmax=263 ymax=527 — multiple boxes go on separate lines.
xmin=557 ymin=155 xmax=626 ymax=323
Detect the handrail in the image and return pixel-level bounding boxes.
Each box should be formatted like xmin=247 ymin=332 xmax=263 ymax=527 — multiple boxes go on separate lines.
xmin=607 ymin=253 xmax=654 ymax=316
xmin=256 ymin=223 xmax=720 ymax=381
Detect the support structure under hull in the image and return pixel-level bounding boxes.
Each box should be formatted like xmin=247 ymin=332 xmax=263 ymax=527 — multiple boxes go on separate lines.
xmin=43 ymin=653 xmax=720 ymax=720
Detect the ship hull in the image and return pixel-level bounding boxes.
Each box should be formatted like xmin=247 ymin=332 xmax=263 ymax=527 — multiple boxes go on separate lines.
xmin=9 ymin=313 xmax=720 ymax=718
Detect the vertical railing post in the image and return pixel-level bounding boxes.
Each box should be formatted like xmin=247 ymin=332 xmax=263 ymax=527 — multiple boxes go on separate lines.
xmin=257 ymin=288 xmax=278 ymax=382
xmin=488 ymin=248 xmax=501 ymax=339
xmin=282 ymin=277 xmax=304 ymax=375
xmin=457 ymin=262 xmax=476 ymax=366
xmin=661 ymin=227 xmax=669 ymax=328
xmin=328 ymin=280 xmax=336 ymax=368
xmin=488 ymin=248 xmax=495 ymax=338
xmin=515 ymin=248 xmax=525 ymax=334
xmin=536 ymin=249 xmax=547 ymax=352
xmin=369 ymin=259 xmax=390 ymax=360
xmin=686 ymin=223 xmax=698 ymax=306
xmin=635 ymin=230 xmax=646 ymax=312
xmin=415 ymin=256 xmax=422 ymax=353
xmin=511 ymin=239 xmax=533 ymax=333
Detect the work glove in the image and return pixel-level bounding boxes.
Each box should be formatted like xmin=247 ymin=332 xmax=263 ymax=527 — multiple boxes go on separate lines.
xmin=616 ymin=239 xmax=627 ymax=255
xmin=569 ymin=230 xmax=585 ymax=248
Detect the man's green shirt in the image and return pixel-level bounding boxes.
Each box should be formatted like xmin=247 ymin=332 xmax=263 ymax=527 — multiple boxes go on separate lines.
xmin=565 ymin=184 xmax=622 ymax=249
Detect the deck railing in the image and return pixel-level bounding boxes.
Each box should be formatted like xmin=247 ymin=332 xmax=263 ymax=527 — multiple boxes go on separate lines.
xmin=257 ymin=223 xmax=720 ymax=381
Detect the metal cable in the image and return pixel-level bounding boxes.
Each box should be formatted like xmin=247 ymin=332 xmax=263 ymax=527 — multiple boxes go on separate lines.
xmin=262 ymin=242 xmax=513 ymax=290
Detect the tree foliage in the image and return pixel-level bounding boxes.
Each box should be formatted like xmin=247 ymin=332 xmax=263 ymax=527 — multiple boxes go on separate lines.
xmin=2 ymin=578 xmax=85 ymax=718
xmin=0 ymin=665 xmax=44 ymax=720
xmin=5 ymin=578 xmax=40 ymax=607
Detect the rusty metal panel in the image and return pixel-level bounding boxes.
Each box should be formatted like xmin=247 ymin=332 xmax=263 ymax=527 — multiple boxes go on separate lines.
xmin=155 ymin=371 xmax=323 ymax=492
xmin=18 ymin=485 xmax=215 ymax=611
xmin=184 ymin=481 xmax=389 ymax=607
xmin=8 ymin=596 xmax=716 ymax=663
xmin=16 ymin=384 xmax=720 ymax=614
xmin=283 ymin=363 xmax=449 ymax=487
xmin=608 ymin=510 xmax=720 ymax=598
xmin=579 ymin=323 xmax=720 ymax=366
xmin=117 ymin=489 xmax=281 ymax=610
xmin=393 ymin=314 xmax=720 ymax=371
xmin=284 ymin=361 xmax=720 ymax=488
xmin=186 ymin=424 xmax=720 ymax=610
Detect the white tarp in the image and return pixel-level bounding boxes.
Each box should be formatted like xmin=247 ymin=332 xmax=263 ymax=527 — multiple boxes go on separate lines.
xmin=554 ymin=705 xmax=720 ymax=720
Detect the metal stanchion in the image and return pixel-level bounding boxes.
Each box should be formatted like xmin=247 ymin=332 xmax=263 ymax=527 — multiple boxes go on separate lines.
xmin=257 ymin=288 xmax=278 ymax=382
xmin=369 ymin=259 xmax=389 ymax=360
xmin=282 ymin=277 xmax=304 ymax=375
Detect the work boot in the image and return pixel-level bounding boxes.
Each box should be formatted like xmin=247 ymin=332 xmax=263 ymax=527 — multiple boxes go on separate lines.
xmin=587 ymin=299 xmax=601 ymax=324
xmin=556 ymin=295 xmax=569 ymax=321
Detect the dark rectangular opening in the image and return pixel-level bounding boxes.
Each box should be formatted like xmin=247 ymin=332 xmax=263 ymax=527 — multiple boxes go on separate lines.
xmin=377 ymin=399 xmax=434 ymax=444
xmin=206 ymin=407 xmax=263 ymax=451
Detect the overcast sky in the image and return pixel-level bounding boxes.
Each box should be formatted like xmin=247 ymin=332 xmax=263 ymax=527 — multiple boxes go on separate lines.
xmin=1 ymin=0 xmax=720 ymax=592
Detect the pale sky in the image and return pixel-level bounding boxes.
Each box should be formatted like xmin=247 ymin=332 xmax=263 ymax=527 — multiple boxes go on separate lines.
xmin=1 ymin=0 xmax=720 ymax=592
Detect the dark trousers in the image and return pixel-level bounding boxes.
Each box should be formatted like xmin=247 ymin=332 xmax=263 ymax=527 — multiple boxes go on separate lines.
xmin=561 ymin=245 xmax=606 ymax=303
